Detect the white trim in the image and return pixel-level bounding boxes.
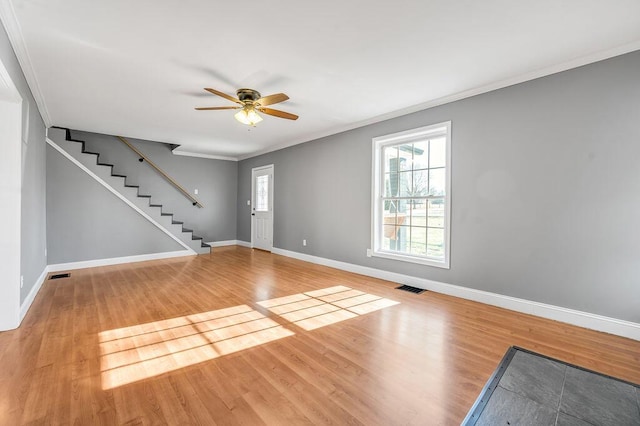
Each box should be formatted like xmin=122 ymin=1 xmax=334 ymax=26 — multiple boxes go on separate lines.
xmin=46 ymin=137 xmax=197 ymax=254
xmin=0 ymin=63 xmax=22 ymax=331
xmin=270 ymin=247 xmax=640 ymax=341
xmin=251 ymin=164 xmax=274 ymax=251
xmin=238 ymin=41 xmax=640 ymax=161
xmin=172 ymin=149 xmax=238 ymax=162
xmin=48 ymin=250 xmax=194 ymax=272
xmin=206 ymin=240 xmax=248 ymax=247
xmin=0 ymin=0 xmax=52 ymax=126
xmin=236 ymin=240 xmax=251 ymax=248
xmin=371 ymin=121 xmax=451 ymax=269
xmin=19 ymin=267 xmax=48 ymax=322
xmin=0 ymin=56 xmax=21 ymax=102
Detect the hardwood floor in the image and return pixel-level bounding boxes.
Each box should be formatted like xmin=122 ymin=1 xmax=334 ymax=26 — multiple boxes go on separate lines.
xmin=1 ymin=246 xmax=639 ymax=425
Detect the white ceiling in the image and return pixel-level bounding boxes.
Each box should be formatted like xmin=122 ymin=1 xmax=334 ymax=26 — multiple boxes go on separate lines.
xmin=3 ymin=0 xmax=640 ymax=160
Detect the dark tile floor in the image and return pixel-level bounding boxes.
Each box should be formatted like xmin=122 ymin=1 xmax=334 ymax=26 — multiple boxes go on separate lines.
xmin=464 ymin=347 xmax=640 ymax=426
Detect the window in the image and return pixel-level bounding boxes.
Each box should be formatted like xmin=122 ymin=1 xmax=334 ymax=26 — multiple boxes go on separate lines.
xmin=255 ymin=174 xmax=269 ymax=212
xmin=372 ymin=122 xmax=451 ymax=268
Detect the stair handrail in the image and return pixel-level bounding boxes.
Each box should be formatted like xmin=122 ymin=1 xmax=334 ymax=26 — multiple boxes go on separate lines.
xmin=116 ymin=136 xmax=204 ymax=208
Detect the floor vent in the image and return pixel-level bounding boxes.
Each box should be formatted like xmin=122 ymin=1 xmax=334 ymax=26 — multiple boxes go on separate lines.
xmin=396 ymin=285 xmax=426 ymax=294
xmin=49 ymin=273 xmax=71 ymax=280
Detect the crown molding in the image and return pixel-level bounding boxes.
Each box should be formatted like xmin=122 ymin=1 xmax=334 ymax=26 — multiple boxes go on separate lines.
xmin=238 ymin=41 xmax=640 ymax=161
xmin=171 ymin=148 xmax=238 ymax=162
xmin=0 ymin=0 xmax=52 ymax=126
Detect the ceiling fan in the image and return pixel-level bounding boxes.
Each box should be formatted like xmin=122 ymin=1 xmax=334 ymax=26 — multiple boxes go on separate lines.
xmin=195 ymin=88 xmax=298 ymax=126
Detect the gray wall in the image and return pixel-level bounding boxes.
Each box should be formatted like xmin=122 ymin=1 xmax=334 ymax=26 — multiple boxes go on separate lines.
xmin=46 ymin=145 xmax=185 ymax=263
xmin=45 ymin=129 xmax=237 ymax=263
xmin=238 ymin=50 xmax=640 ymax=324
xmin=71 ymin=130 xmax=238 ymax=243
xmin=0 ymin=23 xmax=47 ymax=304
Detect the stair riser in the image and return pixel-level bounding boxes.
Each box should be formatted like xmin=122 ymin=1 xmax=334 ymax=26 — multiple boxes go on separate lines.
xmin=48 ymin=128 xmax=211 ymax=255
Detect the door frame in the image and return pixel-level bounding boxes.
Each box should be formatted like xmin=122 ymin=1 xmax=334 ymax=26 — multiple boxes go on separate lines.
xmin=250 ymin=164 xmax=274 ymax=251
xmin=0 ymin=56 xmax=23 ymax=331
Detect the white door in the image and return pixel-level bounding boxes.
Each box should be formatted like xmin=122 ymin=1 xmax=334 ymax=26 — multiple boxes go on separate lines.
xmin=251 ymin=165 xmax=274 ymax=251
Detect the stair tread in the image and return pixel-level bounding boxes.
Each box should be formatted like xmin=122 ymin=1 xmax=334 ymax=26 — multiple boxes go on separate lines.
xmin=59 ymin=127 xmax=209 ymax=253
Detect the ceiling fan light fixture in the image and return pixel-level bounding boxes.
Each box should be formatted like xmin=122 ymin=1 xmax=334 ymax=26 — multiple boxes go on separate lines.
xmin=234 ymin=105 xmax=263 ymax=126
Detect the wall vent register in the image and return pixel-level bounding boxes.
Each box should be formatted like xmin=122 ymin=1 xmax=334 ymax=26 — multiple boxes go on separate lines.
xmin=49 ymin=273 xmax=71 ymax=280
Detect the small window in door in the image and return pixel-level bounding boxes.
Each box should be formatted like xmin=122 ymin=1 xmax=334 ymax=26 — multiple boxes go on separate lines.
xmin=255 ymin=175 xmax=269 ymax=212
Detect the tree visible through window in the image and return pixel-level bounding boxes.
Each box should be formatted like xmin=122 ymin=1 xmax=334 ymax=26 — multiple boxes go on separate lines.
xmin=372 ymin=122 xmax=451 ymax=268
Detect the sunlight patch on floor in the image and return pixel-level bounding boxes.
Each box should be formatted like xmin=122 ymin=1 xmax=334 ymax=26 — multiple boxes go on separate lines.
xmin=100 ymin=286 xmax=398 ymax=389
xmin=257 ymin=285 xmax=400 ymax=331
xmin=99 ymin=305 xmax=294 ymax=389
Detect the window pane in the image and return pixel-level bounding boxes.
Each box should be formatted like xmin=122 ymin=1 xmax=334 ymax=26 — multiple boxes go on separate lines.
xmin=409 ymin=200 xmax=427 ymax=227
xmin=383 ymin=207 xmax=398 ymax=241
xmin=383 ymin=146 xmax=398 ymax=173
xmin=384 ymin=199 xmax=400 ymax=214
xmin=398 ymin=171 xmax=413 ymax=197
xmin=410 ymin=169 xmax=429 ymax=197
xmin=382 ymin=234 xmax=392 ymax=251
xmin=394 ymin=225 xmax=409 ymax=252
xmin=255 ymin=175 xmax=269 ymax=211
xmin=430 ymin=137 xmax=446 ymax=168
xmin=397 ymin=145 xmax=412 ymax=171
xmin=429 ymin=168 xmax=446 ymax=196
xmin=383 ymin=206 xmax=409 ymax=249
xmin=409 ymin=226 xmax=427 ymax=256
xmin=427 ymin=198 xmax=445 ymax=228
xmin=412 ymin=141 xmax=429 ymax=171
xmin=385 ymin=149 xmax=404 ymax=197
xmin=384 ymin=173 xmax=394 ymax=197
xmin=427 ymin=228 xmax=445 ymax=259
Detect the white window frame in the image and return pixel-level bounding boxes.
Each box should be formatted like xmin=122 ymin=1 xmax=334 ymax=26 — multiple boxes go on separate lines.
xmin=371 ymin=121 xmax=451 ymax=269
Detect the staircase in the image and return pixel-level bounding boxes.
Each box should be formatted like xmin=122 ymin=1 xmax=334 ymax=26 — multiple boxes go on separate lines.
xmin=47 ymin=127 xmax=211 ymax=254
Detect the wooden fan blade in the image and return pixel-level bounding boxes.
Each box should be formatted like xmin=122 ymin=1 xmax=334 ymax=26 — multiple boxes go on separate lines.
xmin=204 ymin=88 xmax=242 ymax=105
xmin=256 ymin=93 xmax=289 ymax=106
xmin=258 ymin=107 xmax=298 ymax=120
xmin=195 ymin=106 xmax=241 ymax=110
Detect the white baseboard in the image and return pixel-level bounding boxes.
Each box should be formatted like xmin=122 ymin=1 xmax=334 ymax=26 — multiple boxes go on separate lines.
xmin=48 ymin=250 xmax=195 ymax=272
xmin=19 ymin=267 xmax=48 ymax=323
xmin=206 ymin=240 xmax=251 ymax=248
xmin=271 ymin=248 xmax=640 ymax=341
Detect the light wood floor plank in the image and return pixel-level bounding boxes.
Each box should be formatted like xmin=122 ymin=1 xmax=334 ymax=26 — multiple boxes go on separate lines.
xmin=1 ymin=246 xmax=639 ymax=425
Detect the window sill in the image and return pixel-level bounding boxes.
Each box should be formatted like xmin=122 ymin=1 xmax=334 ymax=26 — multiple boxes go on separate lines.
xmin=371 ymin=250 xmax=450 ymax=269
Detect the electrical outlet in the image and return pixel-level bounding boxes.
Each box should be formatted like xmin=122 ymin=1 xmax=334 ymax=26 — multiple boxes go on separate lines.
xmin=247 ymin=200 xmax=251 ymax=205
xmin=303 ymin=239 xmax=307 ymax=246
xmin=366 ymin=249 xmax=372 ymax=257
xmin=20 ymin=275 xmax=23 ymax=289
xmin=194 ymin=189 xmax=199 ymax=195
